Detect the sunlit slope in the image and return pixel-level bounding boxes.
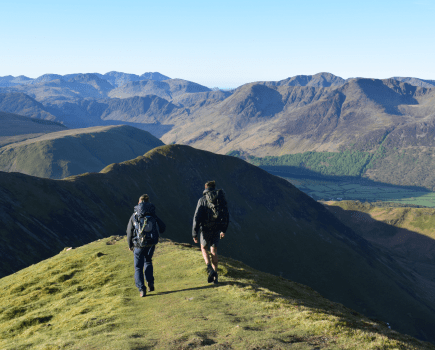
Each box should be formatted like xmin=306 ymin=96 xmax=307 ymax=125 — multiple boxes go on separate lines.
xmin=324 ymin=201 xmax=435 ymax=243
xmin=1 ymin=236 xmax=433 ymax=350
xmin=1 ymin=144 xmax=435 ymax=341
xmin=0 ymin=125 xmax=164 ymax=178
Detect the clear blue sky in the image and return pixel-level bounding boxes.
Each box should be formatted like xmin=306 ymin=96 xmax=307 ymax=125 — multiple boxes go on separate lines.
xmin=1 ymin=0 xmax=434 ymax=88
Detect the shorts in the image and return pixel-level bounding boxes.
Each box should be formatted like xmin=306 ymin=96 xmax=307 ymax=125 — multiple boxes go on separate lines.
xmin=200 ymin=231 xmax=220 ymax=249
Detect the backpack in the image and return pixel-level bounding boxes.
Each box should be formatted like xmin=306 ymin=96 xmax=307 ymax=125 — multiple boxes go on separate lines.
xmin=203 ymin=189 xmax=229 ymax=230
xmin=133 ymin=212 xmax=159 ymax=248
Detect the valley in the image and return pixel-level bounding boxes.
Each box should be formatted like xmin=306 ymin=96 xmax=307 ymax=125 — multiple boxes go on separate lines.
xmin=261 ymin=166 xmax=435 ymax=207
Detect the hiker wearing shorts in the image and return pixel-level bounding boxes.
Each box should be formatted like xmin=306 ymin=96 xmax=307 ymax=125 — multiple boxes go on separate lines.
xmin=127 ymin=194 xmax=166 ymax=297
xmin=192 ymin=181 xmax=229 ymax=284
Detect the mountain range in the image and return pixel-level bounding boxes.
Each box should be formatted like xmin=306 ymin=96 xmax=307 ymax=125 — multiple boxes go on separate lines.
xmin=0 ymin=144 xmax=435 ymax=342
xmin=3 ymin=72 xmax=435 ymax=190
xmin=0 ymin=71 xmax=170 ymax=87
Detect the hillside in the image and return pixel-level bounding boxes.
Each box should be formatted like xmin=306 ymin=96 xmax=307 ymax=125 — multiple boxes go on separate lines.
xmin=162 ymin=78 xmax=435 ymax=156
xmin=1 ymin=236 xmax=433 ymax=350
xmin=0 ymin=111 xmax=67 ymax=147
xmin=0 ymin=92 xmax=58 ymax=120
xmin=0 ymin=125 xmax=164 ymax=179
xmin=0 ymin=144 xmax=434 ymax=342
xmin=323 ymin=200 xmax=435 ymax=308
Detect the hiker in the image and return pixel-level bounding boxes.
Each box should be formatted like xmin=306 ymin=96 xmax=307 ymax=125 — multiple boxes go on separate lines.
xmin=127 ymin=194 xmax=166 ymax=297
xmin=192 ymin=180 xmax=229 ymax=284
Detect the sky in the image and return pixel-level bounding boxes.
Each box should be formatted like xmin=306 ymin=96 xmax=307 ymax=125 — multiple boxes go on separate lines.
xmin=1 ymin=0 xmax=434 ymax=88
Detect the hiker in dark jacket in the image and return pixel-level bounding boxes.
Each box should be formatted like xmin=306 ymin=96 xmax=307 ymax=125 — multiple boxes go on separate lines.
xmin=192 ymin=180 xmax=229 ymax=284
xmin=127 ymin=194 xmax=166 ymax=297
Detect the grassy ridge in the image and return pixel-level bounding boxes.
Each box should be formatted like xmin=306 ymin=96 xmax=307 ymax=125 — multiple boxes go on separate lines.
xmin=0 ymin=125 xmax=164 ymax=178
xmin=1 ymin=236 xmax=433 ymax=350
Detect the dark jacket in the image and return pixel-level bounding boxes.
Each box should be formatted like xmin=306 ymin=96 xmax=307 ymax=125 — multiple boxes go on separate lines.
xmin=126 ymin=202 xmax=166 ymax=249
xmin=192 ymin=188 xmax=229 ymax=238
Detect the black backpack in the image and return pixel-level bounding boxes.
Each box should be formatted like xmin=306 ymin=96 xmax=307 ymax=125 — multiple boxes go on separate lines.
xmin=203 ymin=189 xmax=229 ymax=230
xmin=133 ymin=212 xmax=159 ymax=247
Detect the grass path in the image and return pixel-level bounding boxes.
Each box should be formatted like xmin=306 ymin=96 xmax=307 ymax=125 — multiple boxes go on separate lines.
xmin=1 ymin=236 xmax=433 ymax=349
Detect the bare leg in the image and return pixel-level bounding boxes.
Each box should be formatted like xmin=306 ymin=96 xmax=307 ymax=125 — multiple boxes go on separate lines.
xmin=200 ymin=245 xmax=210 ymax=265
xmin=210 ymin=246 xmax=218 ymax=272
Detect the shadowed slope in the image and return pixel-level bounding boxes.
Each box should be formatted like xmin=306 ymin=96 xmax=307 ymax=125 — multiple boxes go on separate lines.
xmin=0 ymin=145 xmax=434 ymax=341
xmin=324 ymin=201 xmax=435 ymax=308
xmin=0 ymin=93 xmax=57 ymax=120
xmin=0 ymin=111 xmax=67 ymax=147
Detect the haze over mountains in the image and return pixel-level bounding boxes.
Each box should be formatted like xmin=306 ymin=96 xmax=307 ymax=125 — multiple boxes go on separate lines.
xmin=2 ymin=71 xmax=435 ymax=190
xmin=0 ymin=71 xmax=170 ymax=88
xmin=1 ymin=144 xmax=435 ymax=342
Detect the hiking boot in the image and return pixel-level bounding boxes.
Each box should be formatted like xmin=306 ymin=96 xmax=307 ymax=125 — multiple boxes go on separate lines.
xmin=207 ymin=265 xmax=215 ymax=283
xmin=213 ymin=271 xmax=218 ymax=284
xmin=139 ymin=289 xmax=146 ymax=297
xmin=147 ymin=284 xmax=155 ymax=292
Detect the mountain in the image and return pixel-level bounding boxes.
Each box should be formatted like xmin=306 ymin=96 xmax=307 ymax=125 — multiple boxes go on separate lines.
xmin=0 ymin=75 xmax=33 ymax=87
xmin=0 ymin=111 xmax=67 ymax=147
xmin=0 ymin=144 xmax=434 ymax=342
xmin=31 ymin=73 xmax=65 ymax=84
xmin=262 ymin=72 xmax=346 ymax=87
xmin=99 ymin=95 xmax=181 ymax=123
xmin=41 ymin=95 xmax=184 ymax=132
xmin=161 ymin=78 xmax=435 ymax=155
xmin=171 ymin=90 xmax=233 ymax=107
xmin=0 ymin=92 xmax=58 ymax=120
xmin=108 ymin=78 xmax=211 ymax=100
xmin=101 ymin=71 xmax=143 ymax=87
xmin=393 ymin=77 xmax=435 ymax=88
xmin=154 ymin=78 xmax=435 ymax=189
xmin=101 ymin=71 xmax=170 ymax=87
xmin=67 ymin=73 xmax=114 ymax=96
xmin=0 ymin=125 xmax=164 ymax=179
xmin=0 ymin=79 xmax=100 ymax=102
xmin=0 ymin=72 xmax=172 ymax=101
xmin=140 ymin=71 xmax=170 ymax=81
xmin=1 ymin=236 xmax=434 ymax=349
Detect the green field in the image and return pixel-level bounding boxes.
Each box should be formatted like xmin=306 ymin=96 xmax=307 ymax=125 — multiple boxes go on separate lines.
xmin=261 ymin=167 xmax=435 ymax=208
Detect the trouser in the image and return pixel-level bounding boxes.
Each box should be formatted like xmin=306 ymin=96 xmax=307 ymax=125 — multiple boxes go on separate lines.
xmin=133 ymin=245 xmax=156 ymax=291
